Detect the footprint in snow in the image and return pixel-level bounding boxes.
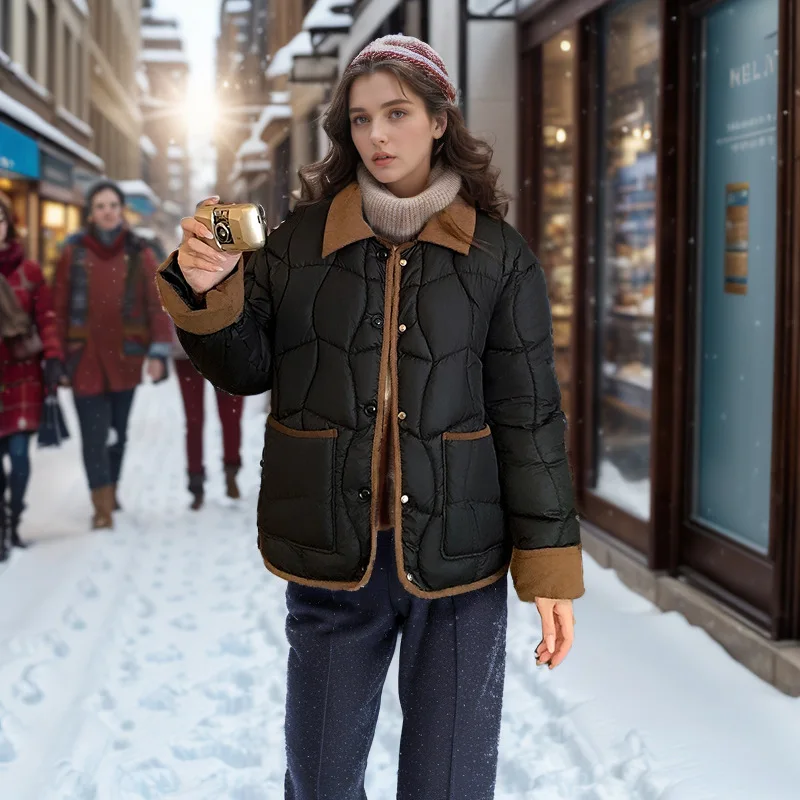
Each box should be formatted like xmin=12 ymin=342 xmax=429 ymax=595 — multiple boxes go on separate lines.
xmin=77 ymin=578 xmax=99 ymax=599
xmin=145 ymin=644 xmax=184 ymax=664
xmin=114 ymin=757 xmax=180 ymax=796
xmin=62 ymin=606 xmax=87 ymax=631
xmin=133 ymin=595 xmax=156 ymax=619
xmin=42 ymin=631 xmax=70 ymax=658
xmin=93 ymin=689 xmax=116 ymax=711
xmin=170 ymin=613 xmax=197 ymax=631
xmin=0 ymin=718 xmax=17 ymax=764
xmin=213 ymin=633 xmax=255 ymax=658
xmin=13 ymin=667 xmax=44 ymax=705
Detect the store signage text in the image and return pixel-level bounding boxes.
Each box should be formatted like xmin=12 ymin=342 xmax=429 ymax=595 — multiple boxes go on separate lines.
xmin=729 ymin=49 xmax=778 ymax=88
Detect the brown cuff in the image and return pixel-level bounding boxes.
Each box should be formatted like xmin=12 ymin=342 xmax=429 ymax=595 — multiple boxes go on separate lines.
xmin=156 ymin=252 xmax=245 ymax=335
xmin=510 ymin=544 xmax=585 ymax=602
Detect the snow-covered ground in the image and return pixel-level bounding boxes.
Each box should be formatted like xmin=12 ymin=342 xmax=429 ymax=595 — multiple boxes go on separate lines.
xmin=1 ymin=376 xmax=798 ymax=799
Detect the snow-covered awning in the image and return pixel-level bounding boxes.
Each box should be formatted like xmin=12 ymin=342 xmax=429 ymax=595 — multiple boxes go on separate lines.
xmin=139 ymin=135 xmax=157 ymax=157
xmin=303 ymin=0 xmax=353 ymax=34
xmin=240 ymin=159 xmax=271 ymax=174
xmin=141 ymin=25 xmax=180 ymax=42
xmin=0 ymin=88 xmax=103 ymax=170
xmin=237 ymin=137 xmax=268 ymax=159
xmin=267 ymin=31 xmax=313 ymax=78
xmin=250 ymin=102 xmax=292 ymax=141
xmin=163 ymin=200 xmax=183 ymax=217
xmin=118 ymin=179 xmax=161 ymax=209
xmin=141 ymin=49 xmax=189 ymax=65
xmin=226 ymin=0 xmax=252 ymax=12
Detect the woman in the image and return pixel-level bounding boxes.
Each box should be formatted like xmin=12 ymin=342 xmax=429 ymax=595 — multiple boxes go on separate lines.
xmin=172 ymin=324 xmax=244 ymax=509
xmin=53 ymin=180 xmax=172 ymax=530
xmin=0 ymin=194 xmax=63 ymax=560
xmin=158 ymin=36 xmax=583 ymax=799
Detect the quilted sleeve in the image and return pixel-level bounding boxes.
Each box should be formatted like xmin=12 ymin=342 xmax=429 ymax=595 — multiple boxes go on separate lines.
xmin=483 ymin=239 xmax=584 ymax=602
xmin=155 ymin=247 xmax=273 ymax=395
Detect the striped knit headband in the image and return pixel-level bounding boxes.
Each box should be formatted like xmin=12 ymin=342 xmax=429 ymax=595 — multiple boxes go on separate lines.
xmin=346 ymin=35 xmax=458 ymax=104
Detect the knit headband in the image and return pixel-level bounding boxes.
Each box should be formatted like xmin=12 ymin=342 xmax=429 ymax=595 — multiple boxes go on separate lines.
xmin=347 ymin=35 xmax=458 ymax=104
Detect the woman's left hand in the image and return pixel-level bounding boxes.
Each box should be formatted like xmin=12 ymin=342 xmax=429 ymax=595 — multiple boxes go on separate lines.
xmin=534 ymin=597 xmax=575 ymax=669
xmin=42 ymin=358 xmax=66 ymax=392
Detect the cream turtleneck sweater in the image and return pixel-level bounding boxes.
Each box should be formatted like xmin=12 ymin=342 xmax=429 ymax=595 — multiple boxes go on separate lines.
xmin=356 ymin=162 xmax=462 ymax=243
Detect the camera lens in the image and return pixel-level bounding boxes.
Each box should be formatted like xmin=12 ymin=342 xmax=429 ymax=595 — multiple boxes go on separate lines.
xmin=214 ymin=221 xmax=233 ymax=244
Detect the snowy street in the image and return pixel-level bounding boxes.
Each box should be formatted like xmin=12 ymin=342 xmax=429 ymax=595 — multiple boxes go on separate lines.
xmin=1 ymin=377 xmax=798 ymax=799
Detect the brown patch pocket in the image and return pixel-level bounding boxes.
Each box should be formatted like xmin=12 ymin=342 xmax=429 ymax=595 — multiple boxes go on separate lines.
xmin=441 ymin=425 xmax=506 ymax=558
xmin=258 ymin=414 xmax=338 ymax=553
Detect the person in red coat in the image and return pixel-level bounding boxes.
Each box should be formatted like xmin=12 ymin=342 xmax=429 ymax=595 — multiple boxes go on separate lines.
xmin=0 ymin=194 xmax=64 ymax=561
xmin=52 ymin=181 xmax=172 ymax=530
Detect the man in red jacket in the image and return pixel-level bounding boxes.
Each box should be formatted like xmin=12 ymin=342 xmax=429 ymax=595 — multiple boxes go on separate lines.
xmin=53 ymin=181 xmax=173 ymax=529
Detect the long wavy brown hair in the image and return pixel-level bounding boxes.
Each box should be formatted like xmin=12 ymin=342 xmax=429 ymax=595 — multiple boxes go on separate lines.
xmin=298 ymin=59 xmax=509 ymax=219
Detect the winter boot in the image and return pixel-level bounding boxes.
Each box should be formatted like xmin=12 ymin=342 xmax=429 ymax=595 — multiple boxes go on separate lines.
xmin=90 ymin=486 xmax=115 ymax=530
xmin=0 ymin=505 xmax=9 ymax=563
xmin=112 ymin=484 xmax=122 ymax=512
xmin=8 ymin=502 xmax=28 ymax=548
xmin=188 ymin=472 xmax=204 ymax=511
xmin=224 ymin=464 xmax=241 ymax=500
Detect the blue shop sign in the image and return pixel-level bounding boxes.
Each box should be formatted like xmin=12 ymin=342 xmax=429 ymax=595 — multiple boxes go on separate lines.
xmin=126 ymin=194 xmax=158 ymax=216
xmin=0 ymin=120 xmax=40 ymax=179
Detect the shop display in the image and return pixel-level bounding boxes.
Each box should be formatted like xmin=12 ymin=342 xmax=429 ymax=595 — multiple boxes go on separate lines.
xmin=594 ymin=0 xmax=660 ymax=518
xmin=540 ymin=30 xmax=576 ymax=420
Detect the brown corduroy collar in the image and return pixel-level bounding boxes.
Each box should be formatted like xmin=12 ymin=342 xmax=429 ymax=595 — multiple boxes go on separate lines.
xmin=321 ymin=182 xmax=477 ymax=258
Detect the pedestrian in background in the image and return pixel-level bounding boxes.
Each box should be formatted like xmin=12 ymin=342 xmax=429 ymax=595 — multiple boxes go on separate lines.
xmin=172 ymin=324 xmax=244 ymax=509
xmin=158 ymin=36 xmax=583 ymax=800
xmin=52 ymin=180 xmax=172 ymax=530
xmin=0 ymin=193 xmax=64 ymax=560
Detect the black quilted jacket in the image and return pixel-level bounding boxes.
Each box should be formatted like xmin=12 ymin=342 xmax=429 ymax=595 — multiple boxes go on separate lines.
xmin=157 ymin=183 xmax=584 ymax=601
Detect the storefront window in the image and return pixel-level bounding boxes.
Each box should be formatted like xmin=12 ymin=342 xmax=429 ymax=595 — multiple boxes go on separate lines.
xmin=593 ymin=0 xmax=660 ymax=520
xmin=692 ymin=0 xmax=778 ymax=553
xmin=540 ymin=28 xmax=575 ymax=421
xmin=40 ymin=200 xmax=80 ymax=283
xmin=0 ymin=176 xmax=31 ymax=253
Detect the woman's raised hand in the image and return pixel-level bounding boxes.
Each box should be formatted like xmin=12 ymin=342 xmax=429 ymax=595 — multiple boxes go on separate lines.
xmin=177 ymin=196 xmax=240 ymax=295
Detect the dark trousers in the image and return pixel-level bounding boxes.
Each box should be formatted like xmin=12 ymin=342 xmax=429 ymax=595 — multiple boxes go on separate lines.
xmin=0 ymin=432 xmax=33 ymax=518
xmin=73 ymin=389 xmax=136 ymax=490
xmin=175 ymin=358 xmax=243 ymax=474
xmin=284 ymin=531 xmax=508 ymax=800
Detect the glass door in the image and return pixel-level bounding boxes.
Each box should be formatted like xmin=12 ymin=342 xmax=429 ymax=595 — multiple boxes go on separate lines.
xmin=691 ymin=0 xmax=779 ymax=553
xmin=592 ymin=0 xmax=661 ymax=521
xmin=540 ymin=28 xmax=576 ymax=421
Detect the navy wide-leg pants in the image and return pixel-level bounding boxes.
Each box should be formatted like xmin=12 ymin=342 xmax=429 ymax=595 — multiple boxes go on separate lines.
xmin=284 ymin=530 xmax=508 ymax=800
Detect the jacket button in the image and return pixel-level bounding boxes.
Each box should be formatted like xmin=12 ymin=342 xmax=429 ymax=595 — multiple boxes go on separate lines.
xmin=365 ymin=403 xmax=377 ymax=416
xmin=406 ymin=572 xmax=414 ymax=583
xmin=399 ymin=258 xmax=407 ymax=266
xmin=372 ymin=315 xmax=384 ymax=328
xmin=377 ymin=249 xmax=389 ymax=259
xmin=397 ymin=411 xmax=406 ymax=420
xmin=400 ymin=494 xmax=409 ymax=504
xmin=398 ymin=324 xmax=407 ymax=333
xmin=359 ymin=488 xmax=371 ymax=501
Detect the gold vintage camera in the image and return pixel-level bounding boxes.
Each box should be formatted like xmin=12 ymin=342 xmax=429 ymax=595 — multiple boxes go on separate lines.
xmin=194 ymin=203 xmax=267 ymax=252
